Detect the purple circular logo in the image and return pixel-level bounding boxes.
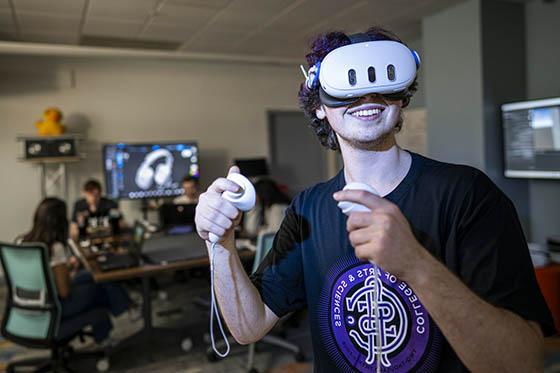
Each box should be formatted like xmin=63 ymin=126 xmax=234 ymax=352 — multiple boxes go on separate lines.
xmin=321 ymin=261 xmax=437 ymax=372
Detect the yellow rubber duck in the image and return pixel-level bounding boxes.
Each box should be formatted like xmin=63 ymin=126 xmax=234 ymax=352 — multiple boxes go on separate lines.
xmin=36 ymin=107 xmax=65 ymax=136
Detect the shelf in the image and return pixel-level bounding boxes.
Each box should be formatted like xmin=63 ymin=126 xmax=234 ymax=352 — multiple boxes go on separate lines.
xmin=18 ymin=155 xmax=83 ymax=164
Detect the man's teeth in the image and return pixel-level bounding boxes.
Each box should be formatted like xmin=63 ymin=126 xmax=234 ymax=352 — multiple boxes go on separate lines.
xmin=351 ymin=108 xmax=382 ymax=117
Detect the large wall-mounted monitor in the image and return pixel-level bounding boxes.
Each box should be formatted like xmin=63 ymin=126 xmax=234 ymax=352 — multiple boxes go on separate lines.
xmin=502 ymin=97 xmax=560 ymax=179
xmin=103 ymin=142 xmax=199 ymax=199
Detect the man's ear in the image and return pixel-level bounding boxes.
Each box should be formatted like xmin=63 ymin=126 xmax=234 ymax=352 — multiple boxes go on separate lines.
xmin=315 ymin=105 xmax=326 ymax=120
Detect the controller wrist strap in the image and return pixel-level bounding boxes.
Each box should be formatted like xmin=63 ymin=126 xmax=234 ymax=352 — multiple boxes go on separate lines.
xmin=209 ymin=241 xmax=231 ymax=357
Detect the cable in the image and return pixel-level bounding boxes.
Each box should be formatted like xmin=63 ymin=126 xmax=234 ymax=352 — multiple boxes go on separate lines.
xmin=209 ymin=241 xmax=230 ymax=357
xmin=372 ymin=263 xmax=382 ymax=373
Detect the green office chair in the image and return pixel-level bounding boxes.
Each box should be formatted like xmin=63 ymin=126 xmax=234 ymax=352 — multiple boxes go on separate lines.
xmin=0 ymin=241 xmax=109 ymax=372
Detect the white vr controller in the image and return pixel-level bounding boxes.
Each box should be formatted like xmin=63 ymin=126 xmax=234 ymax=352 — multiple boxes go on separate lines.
xmin=337 ymin=182 xmax=379 ymax=215
xmin=208 ymin=173 xmax=256 ymax=243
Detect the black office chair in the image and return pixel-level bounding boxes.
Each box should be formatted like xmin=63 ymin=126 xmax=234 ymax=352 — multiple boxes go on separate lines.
xmin=0 ymin=241 xmax=110 ymax=372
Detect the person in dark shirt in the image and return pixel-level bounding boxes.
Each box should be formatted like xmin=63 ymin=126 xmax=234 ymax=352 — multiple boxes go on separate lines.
xmin=194 ymin=26 xmax=554 ymax=372
xmin=70 ymin=179 xmax=124 ymax=240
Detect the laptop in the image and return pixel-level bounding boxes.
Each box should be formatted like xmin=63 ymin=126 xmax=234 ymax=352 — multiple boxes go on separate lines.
xmin=96 ymin=221 xmax=145 ymax=272
xmin=160 ymin=203 xmax=196 ymax=234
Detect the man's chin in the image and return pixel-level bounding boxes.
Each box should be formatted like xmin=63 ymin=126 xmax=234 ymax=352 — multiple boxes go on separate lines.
xmin=340 ymin=131 xmax=394 ymax=151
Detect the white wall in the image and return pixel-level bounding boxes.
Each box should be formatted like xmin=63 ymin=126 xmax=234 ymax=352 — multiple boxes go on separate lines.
xmin=422 ymin=0 xmax=485 ymax=169
xmin=0 ymin=54 xmax=302 ymax=240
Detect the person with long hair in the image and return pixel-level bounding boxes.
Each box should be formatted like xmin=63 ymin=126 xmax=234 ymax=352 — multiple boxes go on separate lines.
xmin=21 ymin=197 xmax=132 ymax=344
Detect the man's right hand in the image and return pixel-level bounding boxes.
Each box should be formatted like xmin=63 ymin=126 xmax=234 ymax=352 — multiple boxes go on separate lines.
xmin=195 ymin=166 xmax=244 ymax=245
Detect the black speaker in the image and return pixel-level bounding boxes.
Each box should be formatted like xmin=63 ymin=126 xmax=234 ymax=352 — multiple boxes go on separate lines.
xmin=24 ymin=138 xmax=77 ymax=159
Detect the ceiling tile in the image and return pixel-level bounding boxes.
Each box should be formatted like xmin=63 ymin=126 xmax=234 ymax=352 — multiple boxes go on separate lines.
xmin=83 ymin=18 xmax=143 ymax=38
xmin=88 ymin=0 xmax=158 ymax=22
xmin=23 ymin=30 xmax=78 ymax=44
xmin=165 ymin=0 xmax=230 ymax=10
xmin=140 ymin=24 xmax=193 ymax=42
xmin=185 ymin=29 xmax=247 ymax=51
xmin=259 ymin=42 xmax=305 ymax=59
xmin=0 ymin=9 xmax=14 ymax=30
xmin=2 ymin=0 xmax=470 ymax=58
xmin=233 ymin=30 xmax=300 ymax=55
xmin=0 ymin=9 xmax=17 ymax=40
xmin=0 ymin=30 xmax=17 ymax=40
xmin=210 ymin=10 xmax=268 ymax=32
xmin=154 ymin=3 xmax=217 ymax=26
xmin=227 ymin=0 xmax=297 ymax=15
xmin=14 ymin=0 xmax=86 ymax=16
xmin=18 ymin=12 xmax=80 ymax=34
xmin=266 ymin=0 xmax=364 ymax=34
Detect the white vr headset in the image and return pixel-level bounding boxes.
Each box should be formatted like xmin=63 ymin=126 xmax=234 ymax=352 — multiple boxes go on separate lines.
xmin=302 ymin=34 xmax=420 ymax=107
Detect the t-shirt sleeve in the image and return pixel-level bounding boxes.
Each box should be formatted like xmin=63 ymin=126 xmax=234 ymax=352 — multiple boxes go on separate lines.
xmin=250 ymin=205 xmax=306 ymax=318
xmin=454 ymin=172 xmax=556 ymax=336
xmin=50 ymin=242 xmax=69 ymax=267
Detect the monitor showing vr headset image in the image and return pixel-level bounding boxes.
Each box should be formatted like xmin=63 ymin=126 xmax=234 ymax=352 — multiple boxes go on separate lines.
xmin=502 ymin=97 xmax=560 ymax=179
xmin=103 ymin=142 xmax=199 ymax=199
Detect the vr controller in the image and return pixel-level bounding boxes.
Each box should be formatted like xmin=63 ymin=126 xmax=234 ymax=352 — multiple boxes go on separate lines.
xmin=208 ymin=173 xmax=256 ymax=243
xmin=337 ymin=182 xmax=379 ymax=215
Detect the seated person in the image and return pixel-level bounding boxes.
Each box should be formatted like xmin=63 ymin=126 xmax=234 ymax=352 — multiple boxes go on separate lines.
xmin=20 ymin=198 xmax=134 ymax=345
xmin=70 ymin=179 xmax=124 ymax=240
xmin=243 ymin=178 xmax=291 ymax=238
xmin=173 ymin=176 xmax=200 ymax=205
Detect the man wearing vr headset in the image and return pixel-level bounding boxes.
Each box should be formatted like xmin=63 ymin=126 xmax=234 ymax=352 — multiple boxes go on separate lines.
xmin=196 ymin=26 xmax=554 ymax=372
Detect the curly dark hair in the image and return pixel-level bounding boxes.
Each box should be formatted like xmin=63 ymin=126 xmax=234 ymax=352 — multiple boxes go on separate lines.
xmin=298 ymin=26 xmax=419 ymax=150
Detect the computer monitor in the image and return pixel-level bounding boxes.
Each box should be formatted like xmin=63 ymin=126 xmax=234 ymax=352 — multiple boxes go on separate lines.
xmin=103 ymin=142 xmax=199 ymax=199
xmin=234 ymin=158 xmax=269 ymax=177
xmin=502 ymin=97 xmax=560 ymax=179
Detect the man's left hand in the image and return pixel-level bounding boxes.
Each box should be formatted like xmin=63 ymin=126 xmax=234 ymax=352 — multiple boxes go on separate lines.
xmin=333 ymin=189 xmax=427 ymax=281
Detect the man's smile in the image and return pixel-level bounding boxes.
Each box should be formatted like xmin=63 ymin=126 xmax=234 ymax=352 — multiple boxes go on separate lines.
xmin=346 ymin=103 xmax=386 ymax=121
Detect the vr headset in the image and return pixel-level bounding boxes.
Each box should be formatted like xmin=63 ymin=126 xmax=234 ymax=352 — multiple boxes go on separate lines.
xmin=302 ymin=33 xmax=421 ymax=107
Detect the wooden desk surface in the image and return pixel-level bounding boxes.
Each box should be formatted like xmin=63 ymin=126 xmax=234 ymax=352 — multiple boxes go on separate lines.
xmin=88 ymin=248 xmax=254 ymax=282
xmin=77 ymin=233 xmax=254 ymax=283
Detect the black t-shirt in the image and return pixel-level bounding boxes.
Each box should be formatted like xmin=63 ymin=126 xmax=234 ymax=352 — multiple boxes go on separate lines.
xmin=71 ymin=197 xmax=119 ymax=227
xmin=251 ymin=151 xmax=555 ymax=372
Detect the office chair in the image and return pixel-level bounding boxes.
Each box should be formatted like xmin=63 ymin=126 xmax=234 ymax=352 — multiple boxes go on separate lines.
xmin=206 ymin=231 xmax=304 ymax=373
xmin=0 ymin=241 xmax=110 ymax=372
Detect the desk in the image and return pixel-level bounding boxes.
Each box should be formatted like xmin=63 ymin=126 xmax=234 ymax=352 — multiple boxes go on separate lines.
xmin=76 ymin=232 xmax=254 ymax=354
